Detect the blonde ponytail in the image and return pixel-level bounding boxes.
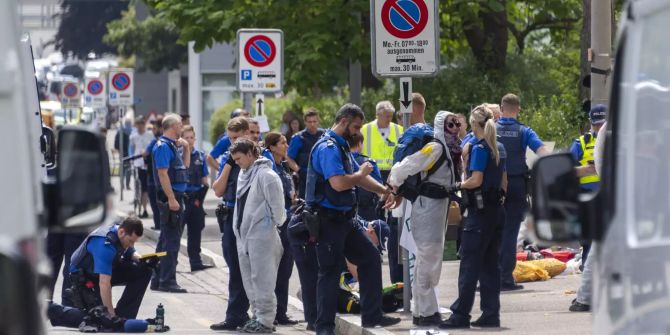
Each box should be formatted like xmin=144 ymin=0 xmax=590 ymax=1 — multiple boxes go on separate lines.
xmin=470 ymin=104 xmax=500 ymax=165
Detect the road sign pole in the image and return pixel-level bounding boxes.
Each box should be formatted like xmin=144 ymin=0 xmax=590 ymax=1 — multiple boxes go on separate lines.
xmin=118 ymin=106 xmax=125 ymax=201
xmin=399 ymin=77 xmax=413 ymax=314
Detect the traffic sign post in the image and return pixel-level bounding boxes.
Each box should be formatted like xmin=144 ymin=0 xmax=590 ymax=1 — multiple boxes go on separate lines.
xmin=371 ymin=0 xmax=440 ymax=77
xmin=60 ymin=80 xmax=81 ymax=109
xmin=237 ymin=29 xmax=284 ymax=93
xmin=371 ymin=0 xmax=441 ymax=314
xmin=108 ymin=68 xmax=134 ymax=106
xmin=84 ymin=75 xmax=107 ymax=109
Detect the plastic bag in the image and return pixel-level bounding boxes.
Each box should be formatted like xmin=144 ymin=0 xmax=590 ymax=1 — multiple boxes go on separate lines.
xmin=527 ymin=258 xmax=567 ymax=277
xmin=513 ymin=261 xmax=550 ymax=283
xmin=561 ymin=257 xmax=582 ymax=276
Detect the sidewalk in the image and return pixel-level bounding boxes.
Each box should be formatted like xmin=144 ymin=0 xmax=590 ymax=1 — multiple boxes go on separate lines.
xmin=110 ymin=176 xmax=591 ymax=335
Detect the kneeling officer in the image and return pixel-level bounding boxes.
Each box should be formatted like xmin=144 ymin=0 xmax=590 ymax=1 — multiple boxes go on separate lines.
xmin=67 ymin=218 xmax=151 ymax=319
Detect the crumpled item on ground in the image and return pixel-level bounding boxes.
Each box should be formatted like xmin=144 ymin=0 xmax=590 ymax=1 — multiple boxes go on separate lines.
xmin=513 ymin=261 xmax=550 ymax=283
xmin=527 ymin=258 xmax=567 ymax=277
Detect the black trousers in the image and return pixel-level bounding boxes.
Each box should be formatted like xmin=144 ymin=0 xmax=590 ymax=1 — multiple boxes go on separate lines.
xmin=219 ymin=205 xmax=250 ymax=324
xmin=315 ymin=213 xmax=383 ymax=332
xmin=183 ymin=194 xmax=205 ymax=268
xmin=92 ymin=262 xmax=152 ymax=319
xmin=289 ymin=241 xmax=318 ymax=327
xmin=275 ymin=221 xmax=294 ymax=319
xmin=450 ymin=205 xmax=505 ymax=322
xmin=46 ymin=232 xmax=87 ymax=305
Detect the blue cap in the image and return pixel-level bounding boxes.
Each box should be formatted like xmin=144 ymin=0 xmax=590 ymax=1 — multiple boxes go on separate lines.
xmin=230 ymin=108 xmax=245 ymax=118
xmin=589 ymin=104 xmax=607 ymax=124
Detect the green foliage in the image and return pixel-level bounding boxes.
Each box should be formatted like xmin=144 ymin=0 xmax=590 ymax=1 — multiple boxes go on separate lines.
xmin=104 ymin=6 xmax=187 ymax=72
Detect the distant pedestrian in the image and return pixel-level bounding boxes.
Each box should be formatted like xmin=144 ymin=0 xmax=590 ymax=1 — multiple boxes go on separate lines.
xmin=129 ymin=116 xmax=154 ymax=218
xmin=231 ymin=139 xmax=286 ymax=333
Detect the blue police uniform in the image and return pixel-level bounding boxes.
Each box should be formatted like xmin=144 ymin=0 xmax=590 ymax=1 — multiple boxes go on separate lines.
xmin=445 ymin=140 xmax=506 ymax=327
xmin=352 ymin=152 xmax=382 ymax=221
xmin=217 ymin=152 xmax=250 ymax=325
xmin=262 ymin=148 xmax=296 ymax=321
xmin=210 ymin=135 xmax=231 ymax=160
xmin=305 ymin=129 xmax=384 ymax=332
xmin=287 ymin=128 xmax=325 ymax=199
xmin=495 ymin=117 xmax=543 ymax=287
xmin=151 ymin=136 xmax=189 ymax=290
xmin=183 ymin=149 xmax=209 ymax=270
xmin=69 ymin=224 xmax=151 ymax=319
xmin=46 ymin=230 xmax=87 ymax=306
xmin=145 ymin=138 xmax=160 ymax=229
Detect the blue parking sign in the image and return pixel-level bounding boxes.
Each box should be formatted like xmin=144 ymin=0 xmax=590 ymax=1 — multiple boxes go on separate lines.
xmin=241 ymin=70 xmax=252 ymax=81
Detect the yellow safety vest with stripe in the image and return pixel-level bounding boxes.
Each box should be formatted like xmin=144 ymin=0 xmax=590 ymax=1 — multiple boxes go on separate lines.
xmin=361 ymin=121 xmax=403 ymax=171
xmin=578 ymin=133 xmax=600 ymax=185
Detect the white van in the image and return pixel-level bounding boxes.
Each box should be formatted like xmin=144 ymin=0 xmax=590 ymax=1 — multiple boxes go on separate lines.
xmin=1 ymin=1 xmax=111 ymax=334
xmin=531 ymin=1 xmax=670 ymax=334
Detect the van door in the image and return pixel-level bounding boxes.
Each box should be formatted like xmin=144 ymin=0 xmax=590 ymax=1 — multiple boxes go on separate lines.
xmin=596 ymin=2 xmax=670 ymax=334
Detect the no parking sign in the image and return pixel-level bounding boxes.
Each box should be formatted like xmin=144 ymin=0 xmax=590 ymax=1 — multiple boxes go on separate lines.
xmin=108 ymin=68 xmax=134 ymax=106
xmin=60 ymin=80 xmax=81 ymax=109
xmin=84 ymin=75 xmax=107 ymax=108
xmin=237 ymin=29 xmax=283 ymax=93
xmin=371 ymin=0 xmax=440 ymax=77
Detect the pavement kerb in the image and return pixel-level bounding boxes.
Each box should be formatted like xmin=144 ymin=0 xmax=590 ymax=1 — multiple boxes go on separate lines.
xmin=116 ymin=210 xmax=394 ymax=335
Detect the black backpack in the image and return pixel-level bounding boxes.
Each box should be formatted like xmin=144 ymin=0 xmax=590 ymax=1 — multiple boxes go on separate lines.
xmin=397 ymin=139 xmax=450 ymax=202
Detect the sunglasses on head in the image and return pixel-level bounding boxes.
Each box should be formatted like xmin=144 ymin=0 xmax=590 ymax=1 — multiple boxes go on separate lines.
xmin=447 ymin=121 xmax=461 ymax=129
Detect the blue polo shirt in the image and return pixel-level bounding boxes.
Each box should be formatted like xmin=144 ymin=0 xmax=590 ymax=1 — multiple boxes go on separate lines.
xmin=217 ymin=151 xmax=237 ymax=207
xmin=497 ymin=117 xmax=544 ymax=152
xmin=352 ymin=152 xmax=383 ymax=183
xmin=153 ymin=136 xmax=188 ymax=193
xmin=287 ymin=134 xmax=303 ymax=161
xmin=210 ymin=135 xmax=231 ymax=160
xmin=69 ymin=226 xmax=135 ymax=276
xmin=310 ymin=130 xmax=360 ymax=211
xmin=569 ymin=132 xmax=599 ymax=191
xmin=261 ymin=148 xmax=277 ymax=170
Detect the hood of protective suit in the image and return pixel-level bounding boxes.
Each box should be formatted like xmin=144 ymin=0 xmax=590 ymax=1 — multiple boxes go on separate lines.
xmin=433 ymin=111 xmax=449 ymax=149
xmin=237 ymin=157 xmax=273 ymax=198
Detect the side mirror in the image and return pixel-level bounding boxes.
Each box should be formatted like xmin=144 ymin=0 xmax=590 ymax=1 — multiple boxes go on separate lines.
xmin=41 ymin=126 xmax=56 ymax=168
xmin=55 ymin=127 xmax=110 ymax=229
xmin=530 ymin=153 xmax=582 ymax=242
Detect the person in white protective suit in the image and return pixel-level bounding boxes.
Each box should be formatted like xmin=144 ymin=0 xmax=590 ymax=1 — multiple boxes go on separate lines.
xmin=230 ymin=139 xmax=286 ymax=333
xmin=385 ymin=111 xmax=456 ymax=326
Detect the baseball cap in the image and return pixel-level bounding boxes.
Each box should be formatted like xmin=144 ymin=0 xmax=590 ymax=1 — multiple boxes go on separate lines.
xmin=230 ymin=108 xmax=247 ymax=118
xmin=589 ymin=104 xmax=607 ymax=124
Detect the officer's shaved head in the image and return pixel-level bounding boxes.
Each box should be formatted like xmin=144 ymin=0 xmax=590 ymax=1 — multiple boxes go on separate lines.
xmin=162 ymin=113 xmax=182 ymax=131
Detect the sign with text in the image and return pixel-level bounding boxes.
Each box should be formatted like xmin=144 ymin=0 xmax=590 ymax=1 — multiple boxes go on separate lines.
xmin=108 ymin=68 xmax=134 ymax=106
xmin=371 ymin=0 xmax=440 ymax=77
xmin=237 ymin=29 xmax=284 ymax=93
xmin=84 ymin=75 xmax=107 ymax=108
xmin=60 ymin=80 xmax=81 ymax=109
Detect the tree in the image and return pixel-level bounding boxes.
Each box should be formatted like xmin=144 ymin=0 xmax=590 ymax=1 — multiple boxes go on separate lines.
xmin=104 ymin=7 xmax=187 ymax=72
xmin=54 ymin=0 xmax=127 ymax=59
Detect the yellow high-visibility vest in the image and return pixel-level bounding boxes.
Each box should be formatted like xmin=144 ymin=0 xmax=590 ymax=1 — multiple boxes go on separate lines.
xmin=361 ymin=121 xmax=403 ymax=171
xmin=578 ymin=133 xmax=600 ymax=185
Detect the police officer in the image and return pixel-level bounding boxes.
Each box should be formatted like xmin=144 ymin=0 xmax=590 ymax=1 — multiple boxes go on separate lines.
xmin=46 ymin=231 xmax=87 ymax=306
xmin=349 ymin=133 xmax=383 ymax=221
xmin=495 ymin=94 xmax=549 ymax=291
xmin=207 ymin=108 xmax=249 ymax=175
xmin=440 ymin=105 xmax=507 ymax=329
xmin=145 ymin=115 xmax=164 ymax=230
xmin=210 ymin=117 xmax=251 ymax=331
xmin=287 ymin=108 xmax=324 ymax=199
xmin=150 ymin=113 xmax=191 ymax=293
xmin=181 ymin=125 xmax=213 ymax=272
xmin=306 ymin=104 xmax=400 ymax=335
xmin=68 ymin=217 xmax=150 ymax=319
xmin=262 ymin=132 xmax=300 ymax=325
xmin=571 ymin=104 xmax=606 ymax=193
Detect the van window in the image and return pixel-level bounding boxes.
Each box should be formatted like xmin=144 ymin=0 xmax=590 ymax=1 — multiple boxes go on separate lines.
xmin=628 ymin=8 xmax=670 ymax=245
